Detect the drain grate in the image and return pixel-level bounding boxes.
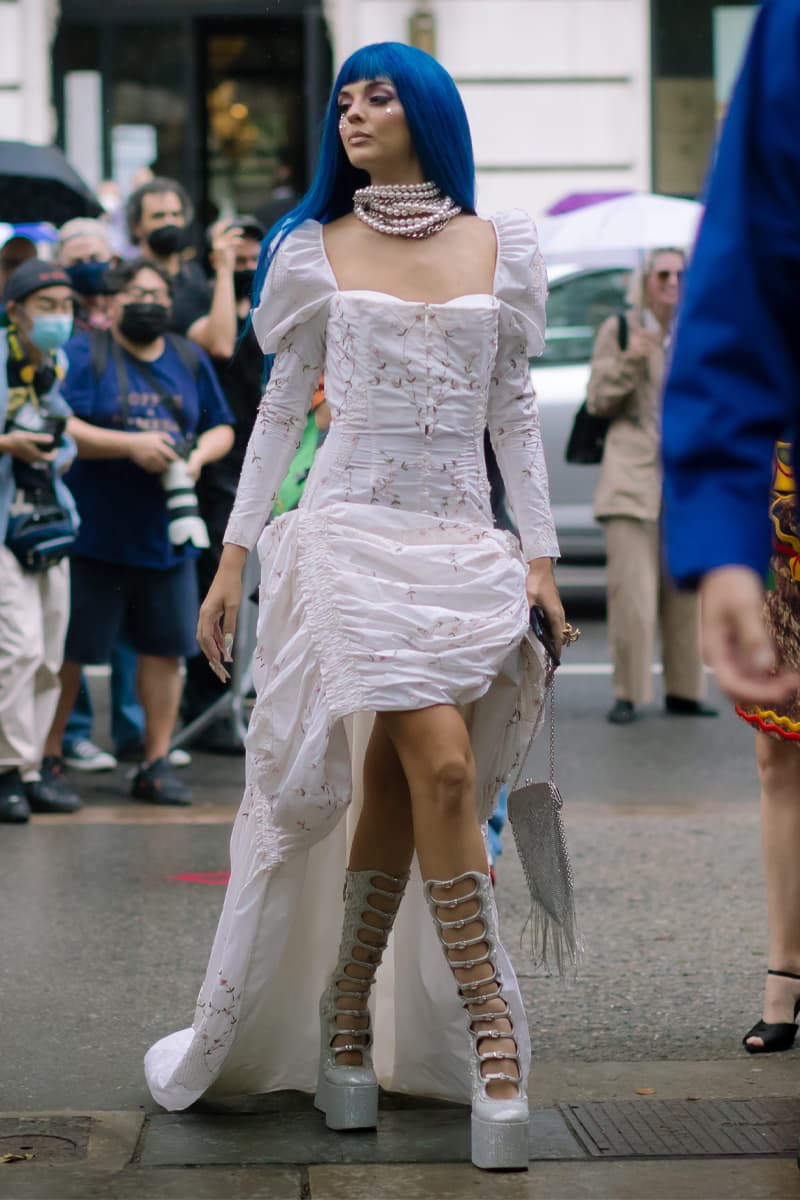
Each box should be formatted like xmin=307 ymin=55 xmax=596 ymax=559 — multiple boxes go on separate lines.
xmin=0 ymin=1117 xmax=91 ymax=1163
xmin=560 ymin=1098 xmax=800 ymax=1157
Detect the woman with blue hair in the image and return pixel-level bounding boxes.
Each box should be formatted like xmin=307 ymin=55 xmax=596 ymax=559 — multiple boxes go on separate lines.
xmin=145 ymin=42 xmax=563 ymax=1171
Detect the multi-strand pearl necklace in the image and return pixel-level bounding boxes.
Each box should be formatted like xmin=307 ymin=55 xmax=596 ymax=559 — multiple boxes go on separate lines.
xmin=353 ymin=181 xmax=461 ymax=239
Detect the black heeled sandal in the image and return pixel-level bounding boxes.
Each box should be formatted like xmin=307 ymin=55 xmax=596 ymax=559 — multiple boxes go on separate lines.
xmin=743 ymin=969 xmax=800 ymax=1054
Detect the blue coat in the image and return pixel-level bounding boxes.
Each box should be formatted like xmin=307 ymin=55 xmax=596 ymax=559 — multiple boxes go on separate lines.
xmin=662 ymin=0 xmax=800 ymax=587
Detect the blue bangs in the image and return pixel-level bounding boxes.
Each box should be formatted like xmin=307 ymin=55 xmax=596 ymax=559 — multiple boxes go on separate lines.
xmin=251 ymin=42 xmax=476 ymax=322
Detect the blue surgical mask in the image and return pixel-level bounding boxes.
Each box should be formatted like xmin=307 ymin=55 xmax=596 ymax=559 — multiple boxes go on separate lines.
xmin=30 ymin=314 xmax=74 ymax=352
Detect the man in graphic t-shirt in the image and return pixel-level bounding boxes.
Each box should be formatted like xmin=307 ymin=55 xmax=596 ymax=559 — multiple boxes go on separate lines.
xmin=44 ymin=258 xmax=234 ymax=805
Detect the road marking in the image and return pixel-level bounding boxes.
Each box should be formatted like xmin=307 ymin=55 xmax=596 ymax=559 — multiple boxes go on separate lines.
xmin=30 ymin=805 xmax=234 ymax=825
xmin=558 ymin=663 xmax=713 ymax=676
xmin=87 ymin=663 xmax=712 ymax=678
xmin=167 ymin=870 xmax=230 ymax=884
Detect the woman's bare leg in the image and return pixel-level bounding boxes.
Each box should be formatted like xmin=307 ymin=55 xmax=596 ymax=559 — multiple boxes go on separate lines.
xmin=328 ymin=718 xmax=415 ymax=1068
xmin=746 ymin=730 xmax=800 ymax=1047
xmin=348 ymin=716 xmax=415 ymax=873
xmin=381 ymin=704 xmax=520 ymax=1100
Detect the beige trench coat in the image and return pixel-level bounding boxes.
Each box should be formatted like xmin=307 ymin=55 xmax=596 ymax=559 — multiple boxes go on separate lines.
xmin=586 ymin=312 xmax=665 ymax=522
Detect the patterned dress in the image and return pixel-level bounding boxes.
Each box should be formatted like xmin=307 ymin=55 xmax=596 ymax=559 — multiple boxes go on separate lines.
xmin=738 ymin=441 xmax=800 ymax=741
xmin=144 ymin=210 xmax=558 ymax=1111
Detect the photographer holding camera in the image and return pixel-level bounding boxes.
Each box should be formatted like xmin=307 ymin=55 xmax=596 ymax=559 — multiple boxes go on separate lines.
xmin=44 ymin=259 xmax=234 ymax=806
xmin=0 ymin=260 xmax=80 ymax=823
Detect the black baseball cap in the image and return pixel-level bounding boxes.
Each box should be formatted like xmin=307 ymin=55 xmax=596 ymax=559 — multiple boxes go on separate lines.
xmin=4 ymin=258 xmax=72 ymax=303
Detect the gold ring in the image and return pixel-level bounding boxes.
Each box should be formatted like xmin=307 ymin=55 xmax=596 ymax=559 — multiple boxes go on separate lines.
xmin=562 ymin=624 xmax=582 ymax=646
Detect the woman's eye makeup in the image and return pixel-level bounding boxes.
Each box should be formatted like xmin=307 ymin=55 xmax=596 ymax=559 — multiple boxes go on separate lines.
xmin=337 ymin=92 xmax=396 ymax=115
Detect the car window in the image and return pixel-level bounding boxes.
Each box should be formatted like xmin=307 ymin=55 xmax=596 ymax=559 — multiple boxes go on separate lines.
xmin=539 ymin=269 xmax=631 ymax=366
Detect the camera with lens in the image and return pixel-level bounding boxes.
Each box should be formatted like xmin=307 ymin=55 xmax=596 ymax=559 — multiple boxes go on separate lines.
xmin=7 ymin=398 xmax=67 ymax=447
xmin=6 ymin=400 xmax=67 ymax=492
xmin=159 ymin=431 xmax=210 ymax=549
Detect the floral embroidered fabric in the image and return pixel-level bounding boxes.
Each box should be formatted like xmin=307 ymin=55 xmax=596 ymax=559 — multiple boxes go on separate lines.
xmin=145 ymin=209 xmax=555 ymax=1113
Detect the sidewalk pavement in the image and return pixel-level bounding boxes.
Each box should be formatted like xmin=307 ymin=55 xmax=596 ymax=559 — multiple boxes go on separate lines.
xmin=3 ymin=662 xmax=800 ymax=1197
xmin=1 ymin=1059 xmax=798 ymax=1198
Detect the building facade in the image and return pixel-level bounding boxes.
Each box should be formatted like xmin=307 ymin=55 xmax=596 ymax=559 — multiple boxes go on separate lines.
xmin=325 ymin=0 xmax=652 ymax=218
xmin=0 ymin=0 xmax=59 ymax=144
xmin=0 ymin=0 xmax=758 ymax=224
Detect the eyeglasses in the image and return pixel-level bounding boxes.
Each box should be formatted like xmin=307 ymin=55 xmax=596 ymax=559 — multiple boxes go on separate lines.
xmin=122 ymin=286 xmax=170 ymax=304
xmin=655 ymin=269 xmax=683 ymax=282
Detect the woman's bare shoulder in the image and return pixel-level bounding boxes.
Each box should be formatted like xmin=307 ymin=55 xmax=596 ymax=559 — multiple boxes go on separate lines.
xmin=322 ymin=213 xmax=362 ymax=244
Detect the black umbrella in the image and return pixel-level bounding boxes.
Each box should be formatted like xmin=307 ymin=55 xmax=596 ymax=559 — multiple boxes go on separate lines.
xmin=0 ymin=141 xmax=103 ymax=225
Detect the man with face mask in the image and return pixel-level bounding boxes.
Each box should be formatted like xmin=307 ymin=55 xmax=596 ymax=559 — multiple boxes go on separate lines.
xmin=0 ymin=260 xmax=80 ymax=822
xmin=54 ymin=218 xmax=116 ymax=332
xmin=42 ymin=259 xmax=234 ymax=806
xmin=125 ymin=177 xmax=241 ymax=362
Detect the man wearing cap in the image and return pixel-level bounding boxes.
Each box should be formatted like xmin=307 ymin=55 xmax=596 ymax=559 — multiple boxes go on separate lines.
xmin=0 ymin=260 xmax=81 ymax=823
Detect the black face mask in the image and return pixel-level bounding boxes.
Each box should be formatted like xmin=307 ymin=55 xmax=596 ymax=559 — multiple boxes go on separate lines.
xmin=146 ymin=224 xmax=189 ymax=257
xmin=233 ymin=268 xmax=256 ymax=302
xmin=119 ymin=302 xmax=170 ymax=344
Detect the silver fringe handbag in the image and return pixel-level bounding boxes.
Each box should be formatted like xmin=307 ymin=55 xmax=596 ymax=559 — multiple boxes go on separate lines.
xmin=507 ymin=643 xmax=580 ymax=974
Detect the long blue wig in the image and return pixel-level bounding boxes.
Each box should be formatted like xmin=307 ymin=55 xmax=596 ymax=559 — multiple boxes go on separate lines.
xmin=252 ymin=42 xmax=476 ymax=310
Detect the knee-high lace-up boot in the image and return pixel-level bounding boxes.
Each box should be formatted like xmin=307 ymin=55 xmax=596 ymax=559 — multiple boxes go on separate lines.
xmin=424 ymin=869 xmax=529 ymax=1170
xmin=315 ymin=869 xmax=408 ymax=1130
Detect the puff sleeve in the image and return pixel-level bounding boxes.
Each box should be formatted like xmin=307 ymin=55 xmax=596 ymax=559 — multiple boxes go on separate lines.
xmin=487 ymin=209 xmax=559 ymax=561
xmin=224 ymin=222 xmax=334 ymax=550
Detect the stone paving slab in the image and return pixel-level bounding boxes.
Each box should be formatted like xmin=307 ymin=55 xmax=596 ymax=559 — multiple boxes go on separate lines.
xmin=0 ymin=1165 xmax=301 ymax=1199
xmin=140 ymin=1104 xmax=585 ymax=1166
xmin=306 ymin=1159 xmax=800 ymax=1199
xmin=0 ymin=1112 xmax=143 ymax=1171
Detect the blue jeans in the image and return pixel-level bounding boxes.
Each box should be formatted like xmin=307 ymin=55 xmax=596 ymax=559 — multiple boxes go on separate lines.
xmin=487 ymin=785 xmax=508 ymax=861
xmin=63 ymin=641 xmax=144 ymax=753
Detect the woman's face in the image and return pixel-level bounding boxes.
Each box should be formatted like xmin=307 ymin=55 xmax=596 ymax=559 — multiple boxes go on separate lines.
xmin=337 ymin=76 xmax=422 ymax=183
xmin=645 ymin=251 xmax=684 ymax=313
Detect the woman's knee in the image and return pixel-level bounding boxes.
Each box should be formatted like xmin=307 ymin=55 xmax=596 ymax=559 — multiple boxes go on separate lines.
xmin=426 ymin=749 xmax=475 ymax=819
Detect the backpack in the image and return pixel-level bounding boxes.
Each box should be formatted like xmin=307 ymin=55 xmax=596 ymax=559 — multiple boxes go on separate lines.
xmin=564 ymin=312 xmax=629 ymax=466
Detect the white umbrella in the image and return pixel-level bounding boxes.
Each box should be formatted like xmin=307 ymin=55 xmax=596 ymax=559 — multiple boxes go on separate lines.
xmin=537 ymin=192 xmax=703 ymax=268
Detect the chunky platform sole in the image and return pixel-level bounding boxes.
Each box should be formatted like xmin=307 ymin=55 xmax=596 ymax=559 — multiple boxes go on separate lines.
xmin=471 ymin=1113 xmax=530 ymax=1171
xmin=314 ymin=1076 xmax=379 ymax=1131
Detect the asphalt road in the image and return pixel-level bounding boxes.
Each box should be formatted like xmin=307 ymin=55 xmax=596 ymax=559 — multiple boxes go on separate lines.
xmin=0 ymin=611 xmax=773 ymax=1115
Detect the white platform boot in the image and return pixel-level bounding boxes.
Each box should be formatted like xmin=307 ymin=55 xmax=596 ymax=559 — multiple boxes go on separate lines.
xmin=424 ymin=869 xmax=529 ymax=1170
xmin=315 ymin=869 xmax=408 ymax=1130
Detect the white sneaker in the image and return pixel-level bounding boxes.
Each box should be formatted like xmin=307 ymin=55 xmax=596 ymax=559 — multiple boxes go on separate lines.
xmin=63 ymin=739 xmax=118 ymax=773
xmin=167 ymin=748 xmax=192 ymax=769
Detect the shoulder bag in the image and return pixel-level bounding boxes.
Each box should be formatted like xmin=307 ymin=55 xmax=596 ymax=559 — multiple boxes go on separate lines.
xmin=564 ymin=312 xmax=629 ymax=465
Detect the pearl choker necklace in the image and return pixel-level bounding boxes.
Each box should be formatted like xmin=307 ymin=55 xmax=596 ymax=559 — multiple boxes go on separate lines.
xmin=353 ymin=181 xmax=461 ymax=239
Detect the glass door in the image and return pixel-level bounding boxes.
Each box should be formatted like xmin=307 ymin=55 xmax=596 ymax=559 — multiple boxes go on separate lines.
xmin=202 ymin=19 xmax=306 ymax=223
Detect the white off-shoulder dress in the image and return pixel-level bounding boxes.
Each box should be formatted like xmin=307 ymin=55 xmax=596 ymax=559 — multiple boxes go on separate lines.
xmin=145 ymin=210 xmax=559 ymax=1111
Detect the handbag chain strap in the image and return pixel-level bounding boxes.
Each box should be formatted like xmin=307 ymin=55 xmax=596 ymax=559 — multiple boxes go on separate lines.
xmin=509 ymin=655 xmax=557 ymax=795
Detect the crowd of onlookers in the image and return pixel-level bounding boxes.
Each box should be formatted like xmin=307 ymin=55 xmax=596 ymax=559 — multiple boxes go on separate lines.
xmin=0 ymin=175 xmax=289 ymax=823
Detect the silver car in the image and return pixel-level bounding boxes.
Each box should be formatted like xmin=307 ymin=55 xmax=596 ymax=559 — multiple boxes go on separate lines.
xmin=530 ymin=263 xmax=631 ymax=563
